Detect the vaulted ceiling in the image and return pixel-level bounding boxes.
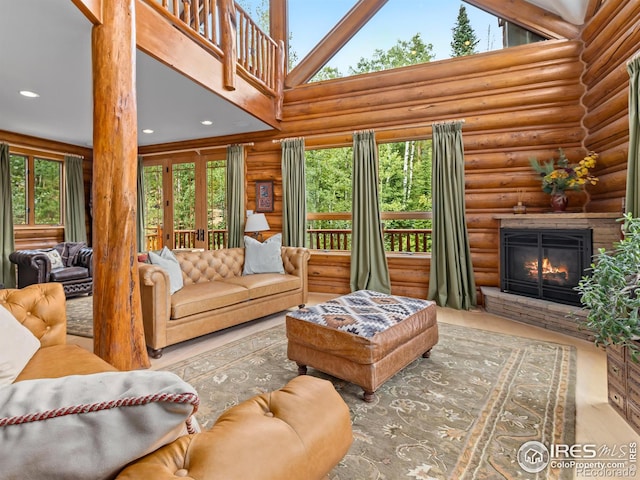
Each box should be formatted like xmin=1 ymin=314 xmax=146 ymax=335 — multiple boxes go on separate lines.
xmin=0 ymin=0 xmax=598 ymax=148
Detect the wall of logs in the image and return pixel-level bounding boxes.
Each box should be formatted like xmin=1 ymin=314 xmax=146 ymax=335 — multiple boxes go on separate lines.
xmin=580 ymin=0 xmax=640 ymax=213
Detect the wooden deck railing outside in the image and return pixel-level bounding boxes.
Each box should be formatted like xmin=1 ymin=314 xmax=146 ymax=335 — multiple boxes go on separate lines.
xmin=145 ymin=213 xmax=431 ymax=253
xmin=147 ymin=0 xmax=282 ymax=99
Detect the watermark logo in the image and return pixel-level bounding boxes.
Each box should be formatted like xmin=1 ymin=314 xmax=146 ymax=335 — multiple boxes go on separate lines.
xmin=517 ymin=441 xmax=637 ymax=477
xmin=518 ymin=441 xmax=550 ymax=473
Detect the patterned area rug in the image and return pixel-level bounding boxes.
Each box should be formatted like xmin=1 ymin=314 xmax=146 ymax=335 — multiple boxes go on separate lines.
xmin=164 ymin=323 xmax=576 ymax=480
xmin=65 ymin=295 xmax=93 ymax=338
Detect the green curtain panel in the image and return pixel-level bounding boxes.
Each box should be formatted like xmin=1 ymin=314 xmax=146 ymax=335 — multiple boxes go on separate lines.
xmin=1 ymin=143 xmax=16 ymax=288
xmin=281 ymin=138 xmax=306 ymax=247
xmin=626 ymin=55 xmax=640 ymax=216
xmin=64 ymin=155 xmax=87 ymax=243
xmin=226 ymin=145 xmax=245 ymax=248
xmin=428 ymin=121 xmax=477 ymax=310
xmin=350 ymin=131 xmax=391 ymax=294
xmin=136 ymin=156 xmax=146 ymax=252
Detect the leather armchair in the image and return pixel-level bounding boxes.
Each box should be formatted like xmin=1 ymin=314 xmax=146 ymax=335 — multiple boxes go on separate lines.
xmin=9 ymin=243 xmax=93 ymax=298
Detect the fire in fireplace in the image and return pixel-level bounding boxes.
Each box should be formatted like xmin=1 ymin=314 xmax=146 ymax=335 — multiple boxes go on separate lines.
xmin=500 ymin=228 xmax=592 ymax=306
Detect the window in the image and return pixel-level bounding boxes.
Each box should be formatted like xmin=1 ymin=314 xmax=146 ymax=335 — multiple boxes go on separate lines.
xmin=305 ymin=139 xmax=432 ymax=252
xmin=10 ymin=153 xmax=63 ymax=226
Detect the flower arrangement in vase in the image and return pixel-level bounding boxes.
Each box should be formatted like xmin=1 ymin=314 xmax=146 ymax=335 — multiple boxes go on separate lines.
xmin=530 ymin=148 xmax=599 ymax=212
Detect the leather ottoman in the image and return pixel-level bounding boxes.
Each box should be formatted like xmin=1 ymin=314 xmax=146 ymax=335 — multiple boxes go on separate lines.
xmin=286 ymin=290 xmax=438 ymax=402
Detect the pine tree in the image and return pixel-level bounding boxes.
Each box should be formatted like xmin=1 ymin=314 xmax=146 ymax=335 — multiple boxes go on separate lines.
xmin=451 ymin=5 xmax=479 ymax=57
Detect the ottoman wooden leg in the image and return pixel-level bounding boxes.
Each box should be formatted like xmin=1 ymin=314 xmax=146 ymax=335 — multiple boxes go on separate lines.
xmin=297 ymin=363 xmax=308 ymax=375
xmin=363 ymin=390 xmax=375 ymax=403
xmin=422 ymin=348 xmax=432 ymax=358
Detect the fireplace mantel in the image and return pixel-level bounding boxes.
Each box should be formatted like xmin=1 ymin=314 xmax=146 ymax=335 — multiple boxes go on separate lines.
xmin=494 ymin=212 xmax=621 ymax=252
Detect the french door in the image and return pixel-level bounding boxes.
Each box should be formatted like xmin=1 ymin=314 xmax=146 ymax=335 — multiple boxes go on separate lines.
xmin=142 ymin=153 xmax=225 ymax=251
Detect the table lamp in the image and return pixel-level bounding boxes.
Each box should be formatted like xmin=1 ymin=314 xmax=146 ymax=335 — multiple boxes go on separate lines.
xmin=245 ymin=213 xmax=270 ymax=239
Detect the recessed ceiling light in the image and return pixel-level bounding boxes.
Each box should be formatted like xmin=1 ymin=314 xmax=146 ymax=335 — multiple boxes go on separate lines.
xmin=201 ymin=120 xmax=213 ymax=126
xmin=142 ymin=129 xmax=154 ymax=134
xmin=19 ymin=90 xmax=40 ymax=98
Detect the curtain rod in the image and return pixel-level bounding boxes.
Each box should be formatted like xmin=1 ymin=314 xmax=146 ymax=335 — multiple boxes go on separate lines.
xmin=431 ymin=119 xmax=466 ymax=126
xmin=141 ymin=141 xmax=255 ymax=157
xmin=2 ymin=141 xmax=84 ymax=158
xmin=272 ymin=136 xmax=304 ymax=144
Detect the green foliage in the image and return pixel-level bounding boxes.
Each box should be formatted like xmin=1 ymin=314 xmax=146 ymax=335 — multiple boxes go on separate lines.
xmin=349 ymin=33 xmax=435 ymax=75
xmin=311 ymin=66 xmax=343 ymax=82
xmin=9 ymin=154 xmax=27 ymax=224
xmin=576 ymin=213 xmax=640 ymax=361
xmin=33 ymin=158 xmax=61 ymax=225
xmin=450 ymin=5 xmax=479 ymax=57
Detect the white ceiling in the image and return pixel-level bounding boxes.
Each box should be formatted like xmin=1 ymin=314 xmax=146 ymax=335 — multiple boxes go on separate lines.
xmin=0 ymin=0 xmax=589 ymax=149
xmin=523 ymin=0 xmax=589 ymax=25
xmin=0 ymin=0 xmax=270 ymax=148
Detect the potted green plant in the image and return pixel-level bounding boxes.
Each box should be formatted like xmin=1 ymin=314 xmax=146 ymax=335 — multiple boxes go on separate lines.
xmin=575 ymin=213 xmax=640 ymax=361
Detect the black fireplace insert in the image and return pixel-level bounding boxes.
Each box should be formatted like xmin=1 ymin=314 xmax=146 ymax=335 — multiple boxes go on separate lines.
xmin=500 ymin=228 xmax=592 ymax=306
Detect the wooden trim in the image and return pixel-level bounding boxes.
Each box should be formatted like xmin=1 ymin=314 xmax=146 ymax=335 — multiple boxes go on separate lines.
xmin=285 ymin=0 xmax=389 ymax=87
xmin=72 ymin=0 xmax=103 ymax=25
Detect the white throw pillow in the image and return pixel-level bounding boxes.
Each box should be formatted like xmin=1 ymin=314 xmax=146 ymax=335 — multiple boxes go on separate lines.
xmin=243 ymin=233 xmax=285 ymax=275
xmin=148 ymin=246 xmax=184 ymax=294
xmin=0 ymin=370 xmax=199 ymax=480
xmin=0 ymin=305 xmax=41 ymax=386
xmin=44 ymin=249 xmax=64 ymax=269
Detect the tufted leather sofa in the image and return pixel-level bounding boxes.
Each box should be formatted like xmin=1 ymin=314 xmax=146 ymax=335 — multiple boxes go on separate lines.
xmin=139 ymin=247 xmax=310 ymax=358
xmin=9 ymin=242 xmax=93 ymax=298
xmin=0 ymin=283 xmax=353 ymax=479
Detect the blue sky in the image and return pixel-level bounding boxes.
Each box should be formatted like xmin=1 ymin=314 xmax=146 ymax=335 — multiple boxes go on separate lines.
xmin=239 ymin=1 xmax=501 ymax=73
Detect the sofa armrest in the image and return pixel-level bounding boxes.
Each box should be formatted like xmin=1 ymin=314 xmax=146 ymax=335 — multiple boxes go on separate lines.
xmin=281 ymin=247 xmax=310 ymax=303
xmin=138 ymin=263 xmax=171 ymax=351
xmin=0 ymin=283 xmax=67 ymax=347
xmin=9 ymin=250 xmax=51 ymax=285
xmin=74 ymin=247 xmax=93 ymax=276
xmin=115 ymin=376 xmax=353 ymax=480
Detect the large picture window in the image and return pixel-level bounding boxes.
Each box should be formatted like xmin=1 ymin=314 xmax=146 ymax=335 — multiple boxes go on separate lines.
xmin=10 ymin=153 xmax=63 ymax=226
xmin=305 ymin=139 xmax=433 ymax=252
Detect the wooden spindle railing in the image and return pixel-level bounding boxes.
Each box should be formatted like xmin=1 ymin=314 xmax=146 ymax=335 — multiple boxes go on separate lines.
xmin=146 ymin=0 xmax=281 ymax=97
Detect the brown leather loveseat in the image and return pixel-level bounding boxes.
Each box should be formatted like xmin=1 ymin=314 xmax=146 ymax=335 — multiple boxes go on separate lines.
xmin=0 ymin=283 xmax=353 ymax=479
xmin=9 ymin=241 xmax=93 ymax=298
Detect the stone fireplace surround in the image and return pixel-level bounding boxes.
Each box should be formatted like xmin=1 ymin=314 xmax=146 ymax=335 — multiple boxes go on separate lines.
xmin=482 ymin=213 xmax=621 ymax=340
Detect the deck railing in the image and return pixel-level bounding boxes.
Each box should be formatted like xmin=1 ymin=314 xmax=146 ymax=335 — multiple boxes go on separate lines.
xmin=145 ymin=212 xmax=432 ymax=253
xmin=147 ymin=0 xmax=282 ymax=99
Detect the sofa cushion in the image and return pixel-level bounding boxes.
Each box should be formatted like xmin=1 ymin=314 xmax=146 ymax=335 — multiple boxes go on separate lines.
xmin=58 ymin=241 xmax=87 ymax=266
xmin=16 ymin=344 xmax=118 ymax=382
xmin=0 ymin=305 xmax=40 ymax=386
xmin=49 ymin=265 xmax=89 ymax=282
xmin=44 ymin=248 xmax=64 ymax=269
xmin=0 ymin=370 xmax=199 ymax=480
xmin=224 ymin=273 xmax=301 ymax=300
xmin=243 ymin=233 xmax=285 ymax=275
xmin=149 ymin=247 xmax=184 ymax=294
xmin=171 ymin=281 xmax=250 ymax=319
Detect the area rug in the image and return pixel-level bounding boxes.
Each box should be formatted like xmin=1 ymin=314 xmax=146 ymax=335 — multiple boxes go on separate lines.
xmin=65 ymin=295 xmax=93 ymax=338
xmin=163 ymin=322 xmax=576 ymax=480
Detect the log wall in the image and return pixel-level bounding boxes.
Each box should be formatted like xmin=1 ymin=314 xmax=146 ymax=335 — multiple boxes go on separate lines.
xmin=580 ymin=0 xmax=640 ymax=213
xmin=240 ymin=39 xmax=589 ymax=296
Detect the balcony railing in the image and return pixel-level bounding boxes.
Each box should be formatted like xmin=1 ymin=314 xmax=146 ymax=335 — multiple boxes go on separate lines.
xmin=144 ymin=212 xmax=431 ymax=253
xmin=147 ymin=0 xmax=283 ymax=104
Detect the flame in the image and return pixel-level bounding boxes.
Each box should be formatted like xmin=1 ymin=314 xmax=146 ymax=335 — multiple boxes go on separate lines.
xmin=524 ymin=257 xmax=569 ymax=283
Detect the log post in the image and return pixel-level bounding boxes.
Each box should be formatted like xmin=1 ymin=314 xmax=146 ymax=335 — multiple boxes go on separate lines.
xmin=91 ymin=0 xmax=150 ymax=369
xmin=220 ymin=0 xmax=237 ymax=91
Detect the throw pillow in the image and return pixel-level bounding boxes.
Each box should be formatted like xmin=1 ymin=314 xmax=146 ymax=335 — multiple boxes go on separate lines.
xmin=60 ymin=241 xmax=87 ymax=266
xmin=243 ymin=233 xmax=285 ymax=275
xmin=148 ymin=246 xmax=184 ymax=294
xmin=44 ymin=249 xmax=64 ymax=270
xmin=0 ymin=370 xmax=199 ymax=480
xmin=0 ymin=305 xmax=40 ymax=386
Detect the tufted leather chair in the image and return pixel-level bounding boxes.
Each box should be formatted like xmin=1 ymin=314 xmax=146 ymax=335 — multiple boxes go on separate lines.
xmin=9 ymin=243 xmax=93 ymax=298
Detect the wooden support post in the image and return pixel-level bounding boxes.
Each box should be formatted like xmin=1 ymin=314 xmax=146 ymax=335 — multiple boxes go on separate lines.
xmin=91 ymin=0 xmax=150 ymax=370
xmin=220 ymin=0 xmax=237 ymax=91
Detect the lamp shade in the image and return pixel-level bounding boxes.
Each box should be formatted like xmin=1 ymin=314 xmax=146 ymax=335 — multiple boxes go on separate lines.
xmin=245 ymin=213 xmax=270 ymax=233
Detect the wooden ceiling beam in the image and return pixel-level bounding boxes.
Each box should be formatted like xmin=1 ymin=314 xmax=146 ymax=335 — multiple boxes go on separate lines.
xmin=465 ymin=0 xmax=580 ymax=40
xmin=285 ymin=0 xmax=389 ymax=88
